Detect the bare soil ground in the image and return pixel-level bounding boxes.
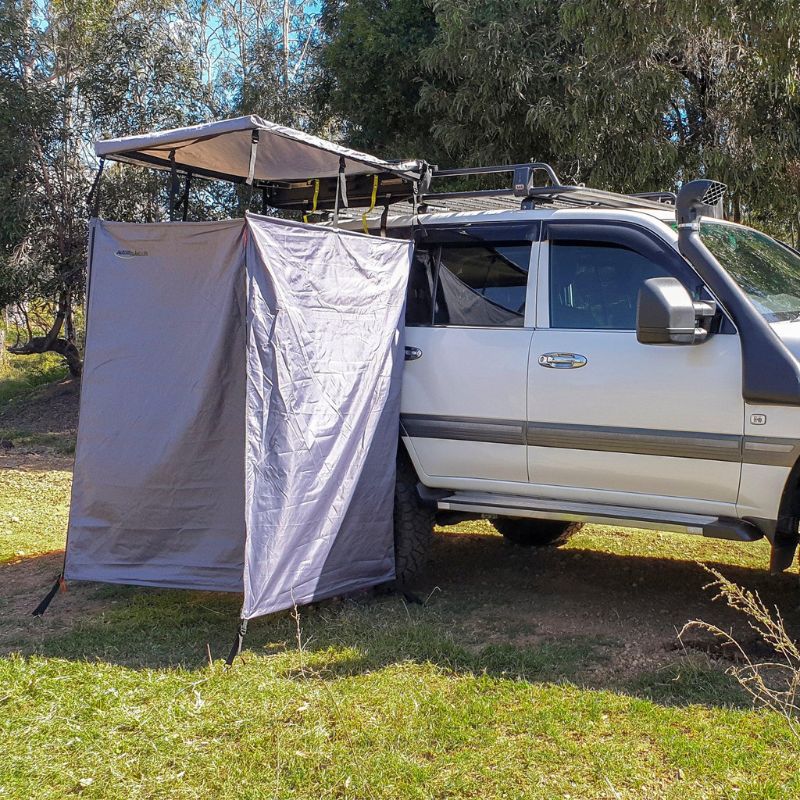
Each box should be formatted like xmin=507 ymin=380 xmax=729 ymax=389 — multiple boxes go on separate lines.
xmin=0 ymin=376 xmax=79 ymax=436
xmin=419 ymin=525 xmax=800 ymax=686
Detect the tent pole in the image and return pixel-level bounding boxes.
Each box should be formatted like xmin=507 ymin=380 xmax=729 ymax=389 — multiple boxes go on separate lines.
xmin=180 ymin=171 xmax=193 ymax=222
xmin=169 ymin=150 xmax=178 ymax=222
xmin=225 ymin=618 xmax=248 ymax=666
xmin=86 ymin=158 xmax=105 ymax=218
xmin=261 ymin=187 xmax=268 ymax=215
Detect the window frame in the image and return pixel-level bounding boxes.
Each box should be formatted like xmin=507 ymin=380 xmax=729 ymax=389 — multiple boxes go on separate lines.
xmin=538 ymin=220 xmax=734 ymax=333
xmin=407 ymin=221 xmax=541 ymax=329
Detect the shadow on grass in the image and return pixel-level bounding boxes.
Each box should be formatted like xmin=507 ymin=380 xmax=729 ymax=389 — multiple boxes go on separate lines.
xmin=4 ymin=529 xmax=796 ymax=711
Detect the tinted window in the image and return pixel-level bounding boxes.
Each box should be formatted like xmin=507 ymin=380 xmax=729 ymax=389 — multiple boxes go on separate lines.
xmin=549 ymin=241 xmax=672 ymax=329
xmin=433 ymin=243 xmax=530 ymax=327
xmin=406 ymin=247 xmax=436 ymax=325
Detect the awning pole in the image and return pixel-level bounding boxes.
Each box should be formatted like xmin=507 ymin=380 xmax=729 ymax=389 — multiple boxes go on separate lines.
xmin=169 ymin=150 xmax=178 ymax=222
xmin=181 ymin=171 xmax=193 ymax=222
xmin=380 ymin=203 xmax=389 ymax=238
xmin=333 ymin=156 xmax=347 ymax=227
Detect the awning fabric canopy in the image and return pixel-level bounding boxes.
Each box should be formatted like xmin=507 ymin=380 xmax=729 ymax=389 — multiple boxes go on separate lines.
xmin=94 ymin=115 xmax=424 ymax=185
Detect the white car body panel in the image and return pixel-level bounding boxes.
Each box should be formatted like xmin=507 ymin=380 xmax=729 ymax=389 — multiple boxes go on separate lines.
xmin=368 ymin=205 xmax=800 ymax=536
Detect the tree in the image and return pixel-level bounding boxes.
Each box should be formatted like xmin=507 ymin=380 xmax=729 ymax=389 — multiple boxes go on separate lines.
xmin=418 ymin=0 xmax=800 ymax=232
xmin=0 ymin=0 xmax=205 ymax=375
xmin=315 ymin=0 xmax=439 ymax=160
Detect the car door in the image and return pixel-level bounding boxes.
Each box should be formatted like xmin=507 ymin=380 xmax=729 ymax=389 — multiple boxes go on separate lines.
xmin=401 ymin=221 xmax=539 ymax=483
xmin=527 ymin=219 xmax=744 ymax=516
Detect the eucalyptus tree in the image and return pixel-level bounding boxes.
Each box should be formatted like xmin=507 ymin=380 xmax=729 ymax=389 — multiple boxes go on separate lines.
xmin=315 ymin=0 xmax=439 ymax=160
xmin=0 ymin=0 xmax=203 ymax=374
xmin=418 ymin=0 xmax=800 ymax=233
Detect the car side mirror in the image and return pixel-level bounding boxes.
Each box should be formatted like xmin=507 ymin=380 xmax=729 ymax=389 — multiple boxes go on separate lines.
xmin=636 ymin=277 xmax=716 ymax=345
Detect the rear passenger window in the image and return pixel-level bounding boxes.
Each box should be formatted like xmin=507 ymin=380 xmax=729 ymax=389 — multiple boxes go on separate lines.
xmin=405 ymin=248 xmax=436 ymax=325
xmin=549 ymin=240 xmax=672 ymax=329
xmin=433 ymin=243 xmax=530 ymax=327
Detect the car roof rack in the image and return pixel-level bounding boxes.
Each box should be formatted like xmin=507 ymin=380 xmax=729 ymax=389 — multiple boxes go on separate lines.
xmin=420 ymin=163 xmax=676 ymax=213
xmin=263 ymin=161 xmax=676 ymax=216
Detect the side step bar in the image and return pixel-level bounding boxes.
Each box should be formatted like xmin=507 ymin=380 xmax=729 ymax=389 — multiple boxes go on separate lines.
xmin=428 ymin=489 xmax=763 ymax=542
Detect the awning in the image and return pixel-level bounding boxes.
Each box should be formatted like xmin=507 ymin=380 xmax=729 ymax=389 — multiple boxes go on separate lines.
xmin=94 ymin=115 xmax=425 ymax=185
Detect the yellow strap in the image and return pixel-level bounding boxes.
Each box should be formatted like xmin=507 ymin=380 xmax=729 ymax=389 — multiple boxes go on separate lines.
xmin=303 ymin=179 xmax=320 ymax=224
xmin=362 ymin=175 xmax=379 ymax=234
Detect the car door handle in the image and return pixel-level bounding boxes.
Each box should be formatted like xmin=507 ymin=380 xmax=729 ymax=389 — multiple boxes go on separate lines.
xmin=538 ymin=352 xmax=587 ymax=369
xmin=405 ymin=346 xmax=423 ymax=361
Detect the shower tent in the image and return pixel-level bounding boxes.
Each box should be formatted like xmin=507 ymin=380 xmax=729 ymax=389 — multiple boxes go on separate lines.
xmin=36 ymin=117 xmax=421 ymax=659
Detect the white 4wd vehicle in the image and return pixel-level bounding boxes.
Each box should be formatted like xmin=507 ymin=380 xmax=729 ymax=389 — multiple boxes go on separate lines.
xmin=365 ymin=171 xmax=800 ymax=580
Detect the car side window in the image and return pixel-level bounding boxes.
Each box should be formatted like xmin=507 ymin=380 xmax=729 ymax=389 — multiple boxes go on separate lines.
xmin=433 ymin=242 xmax=531 ymax=327
xmin=549 ymin=240 xmax=672 ymax=330
xmin=405 ymin=247 xmax=437 ymax=325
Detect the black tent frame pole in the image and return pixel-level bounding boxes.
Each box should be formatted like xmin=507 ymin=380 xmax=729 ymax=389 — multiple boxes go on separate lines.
xmin=261 ymin=187 xmax=268 ymax=215
xmin=169 ymin=150 xmax=178 ymax=221
xmin=180 ymin=171 xmax=193 ymax=222
xmin=86 ymin=158 xmax=106 ymax=218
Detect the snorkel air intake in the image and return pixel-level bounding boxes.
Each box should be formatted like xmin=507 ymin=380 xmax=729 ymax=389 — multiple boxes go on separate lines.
xmin=676 ymin=179 xmax=726 ymax=227
xmin=675 ymin=180 xmax=800 ymax=404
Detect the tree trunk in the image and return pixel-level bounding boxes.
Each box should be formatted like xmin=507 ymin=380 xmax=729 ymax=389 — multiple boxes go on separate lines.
xmin=6 ymin=290 xmax=83 ymax=377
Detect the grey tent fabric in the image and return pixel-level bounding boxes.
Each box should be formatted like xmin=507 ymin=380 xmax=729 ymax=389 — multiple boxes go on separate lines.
xmin=64 ymin=215 xmax=411 ymax=619
xmin=242 ymin=215 xmax=411 ymax=618
xmin=65 ymin=220 xmax=247 ymax=591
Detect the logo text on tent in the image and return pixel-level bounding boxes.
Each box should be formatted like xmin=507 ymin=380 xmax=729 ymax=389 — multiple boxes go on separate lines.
xmin=115 ymin=249 xmax=149 ymax=258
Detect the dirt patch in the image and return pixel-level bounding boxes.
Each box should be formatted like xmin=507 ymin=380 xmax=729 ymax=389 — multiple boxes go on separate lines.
xmin=0 ymin=449 xmax=74 ymax=473
xmin=0 ymin=377 xmax=79 ymax=436
xmin=0 ymin=552 xmax=110 ymax=653
xmin=416 ymin=529 xmax=800 ymax=683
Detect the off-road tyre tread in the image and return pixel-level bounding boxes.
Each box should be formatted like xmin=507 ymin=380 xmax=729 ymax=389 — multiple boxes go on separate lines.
xmin=492 ymin=518 xmax=578 ymax=548
xmin=394 ymin=451 xmax=435 ymax=581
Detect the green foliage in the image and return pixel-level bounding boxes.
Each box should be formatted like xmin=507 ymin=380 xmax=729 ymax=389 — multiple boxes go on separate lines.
xmin=317 ymin=0 xmax=800 ymax=234
xmin=0 ymin=356 xmax=68 ymax=406
xmin=316 ymin=0 xmax=439 ymax=159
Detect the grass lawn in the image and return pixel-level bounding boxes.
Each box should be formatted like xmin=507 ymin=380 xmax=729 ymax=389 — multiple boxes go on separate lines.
xmin=2 ymin=364 xmax=800 ymax=798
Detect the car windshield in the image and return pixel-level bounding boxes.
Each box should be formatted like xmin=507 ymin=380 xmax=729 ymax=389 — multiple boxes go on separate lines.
xmin=701 ymin=222 xmax=800 ymax=322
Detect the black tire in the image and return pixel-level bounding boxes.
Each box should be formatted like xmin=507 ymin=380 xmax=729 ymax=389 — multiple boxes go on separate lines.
xmin=492 ymin=517 xmax=578 ymax=547
xmin=393 ymin=450 xmax=435 ymax=581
